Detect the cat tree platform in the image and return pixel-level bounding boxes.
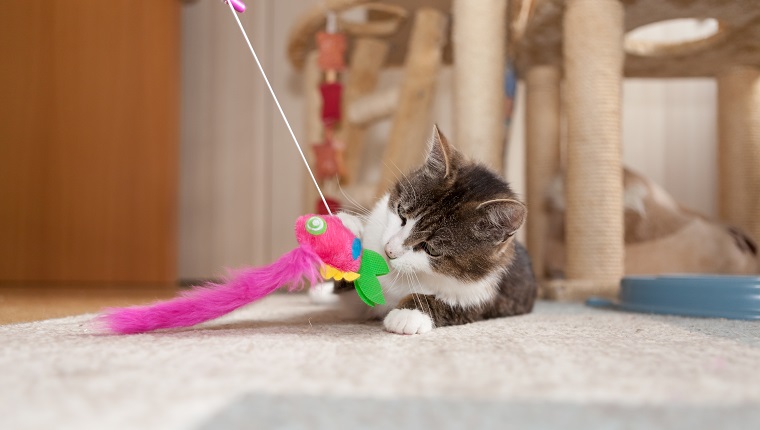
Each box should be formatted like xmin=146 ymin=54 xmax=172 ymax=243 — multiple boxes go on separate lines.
xmin=513 ymin=0 xmax=760 ymax=300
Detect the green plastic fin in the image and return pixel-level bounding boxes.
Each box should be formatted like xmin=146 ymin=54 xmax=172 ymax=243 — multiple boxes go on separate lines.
xmin=354 ymin=283 xmax=375 ymax=307
xmin=356 ymin=275 xmax=386 ymax=306
xmin=355 ymin=249 xmax=388 ymax=307
xmin=361 ymin=249 xmax=390 ymax=277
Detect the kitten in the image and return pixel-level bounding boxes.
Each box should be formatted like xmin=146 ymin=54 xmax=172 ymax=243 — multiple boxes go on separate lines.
xmin=335 ymin=126 xmax=537 ymax=335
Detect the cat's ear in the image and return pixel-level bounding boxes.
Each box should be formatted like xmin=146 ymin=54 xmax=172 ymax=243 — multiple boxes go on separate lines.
xmin=424 ymin=124 xmax=457 ymax=179
xmin=474 ymin=199 xmax=527 ymax=243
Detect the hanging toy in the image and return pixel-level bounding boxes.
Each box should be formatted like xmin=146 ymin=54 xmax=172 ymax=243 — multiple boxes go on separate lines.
xmin=316 ymin=30 xmax=346 ymax=74
xmin=312 ymin=11 xmax=347 ymax=212
xmin=100 ymin=214 xmax=388 ymax=334
xmin=313 ymin=138 xmax=346 ymax=181
xmin=96 ymin=1 xmax=389 ymax=334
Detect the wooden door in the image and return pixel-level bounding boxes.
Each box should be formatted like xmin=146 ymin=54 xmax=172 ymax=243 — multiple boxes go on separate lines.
xmin=0 ymin=1 xmax=180 ymax=284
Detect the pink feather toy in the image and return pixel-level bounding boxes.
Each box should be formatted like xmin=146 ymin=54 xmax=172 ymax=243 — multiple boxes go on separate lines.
xmin=97 ymin=2 xmax=391 ymax=335
xmin=98 ymin=215 xmax=388 ymax=334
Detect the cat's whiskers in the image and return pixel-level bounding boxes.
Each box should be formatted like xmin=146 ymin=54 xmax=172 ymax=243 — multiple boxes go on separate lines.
xmin=411 ymin=271 xmax=433 ymax=318
xmin=336 ymin=182 xmax=371 ymax=216
xmin=342 ymin=205 xmax=370 ymax=219
xmin=384 ymin=271 xmax=403 ymax=294
xmin=339 ymin=208 xmax=370 ymax=221
xmin=402 ymin=273 xmax=421 ymax=310
xmin=352 ymin=212 xmax=386 ymax=233
xmin=405 ymin=272 xmax=432 ymax=319
xmin=336 ymin=208 xmax=385 ymax=232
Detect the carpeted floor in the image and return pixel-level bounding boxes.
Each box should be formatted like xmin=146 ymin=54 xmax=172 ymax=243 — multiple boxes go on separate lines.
xmin=1 ymin=295 xmax=759 ymax=429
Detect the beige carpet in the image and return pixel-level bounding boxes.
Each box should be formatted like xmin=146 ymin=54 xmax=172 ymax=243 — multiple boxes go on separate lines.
xmin=1 ymin=295 xmax=759 ymax=429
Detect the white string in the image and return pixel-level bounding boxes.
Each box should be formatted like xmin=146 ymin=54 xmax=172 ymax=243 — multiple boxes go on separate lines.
xmin=224 ymin=1 xmax=332 ymax=215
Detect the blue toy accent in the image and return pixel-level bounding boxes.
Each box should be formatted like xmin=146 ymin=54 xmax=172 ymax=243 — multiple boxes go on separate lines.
xmin=351 ymin=238 xmax=362 ymax=260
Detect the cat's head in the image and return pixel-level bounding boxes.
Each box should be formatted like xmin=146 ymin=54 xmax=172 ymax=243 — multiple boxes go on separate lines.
xmin=381 ymin=126 xmax=526 ymax=281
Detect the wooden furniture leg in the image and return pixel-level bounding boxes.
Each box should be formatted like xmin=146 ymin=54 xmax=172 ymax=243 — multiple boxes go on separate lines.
xmin=717 ymin=66 xmax=760 ymax=243
xmin=376 ymin=8 xmax=447 ymax=195
xmin=340 ymin=37 xmax=389 ymax=185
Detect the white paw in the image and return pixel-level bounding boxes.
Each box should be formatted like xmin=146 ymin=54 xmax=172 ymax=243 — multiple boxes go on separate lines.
xmin=336 ymin=212 xmax=364 ymax=238
xmin=309 ymin=281 xmax=339 ymax=304
xmin=383 ymin=309 xmax=433 ymax=335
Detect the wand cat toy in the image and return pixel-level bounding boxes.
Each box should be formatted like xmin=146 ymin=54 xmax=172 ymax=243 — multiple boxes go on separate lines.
xmin=97 ymin=1 xmax=388 ymax=334
xmin=100 ymin=215 xmax=388 ymax=334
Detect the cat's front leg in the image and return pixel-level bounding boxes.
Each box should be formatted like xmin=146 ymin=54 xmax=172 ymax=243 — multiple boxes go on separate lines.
xmin=384 ymin=293 xmax=485 ymax=335
xmin=382 ymin=294 xmax=439 ymax=335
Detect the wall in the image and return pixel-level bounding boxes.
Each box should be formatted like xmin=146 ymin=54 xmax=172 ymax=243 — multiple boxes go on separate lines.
xmin=179 ymin=0 xmax=272 ymax=279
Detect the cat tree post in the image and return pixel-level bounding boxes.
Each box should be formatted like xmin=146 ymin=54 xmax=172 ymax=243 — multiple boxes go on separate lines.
xmin=452 ymin=0 xmax=507 ymax=172
xmin=525 ymin=65 xmax=561 ymax=284
xmin=561 ymin=0 xmax=625 ymax=299
xmin=717 ymin=66 xmax=760 ymax=243
xmin=340 ymin=38 xmax=389 ymax=184
xmin=377 ymin=8 xmax=446 ymax=194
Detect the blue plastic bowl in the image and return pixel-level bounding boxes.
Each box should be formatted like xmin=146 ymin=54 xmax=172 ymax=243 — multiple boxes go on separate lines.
xmin=586 ymin=275 xmax=760 ymax=320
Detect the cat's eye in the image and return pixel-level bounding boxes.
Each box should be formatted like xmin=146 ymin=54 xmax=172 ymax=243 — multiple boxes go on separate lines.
xmin=420 ymin=242 xmax=441 ymax=257
xmin=397 ymin=204 xmax=407 ymax=226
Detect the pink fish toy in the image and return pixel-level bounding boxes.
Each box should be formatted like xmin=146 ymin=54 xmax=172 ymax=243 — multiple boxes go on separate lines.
xmin=98 ymin=215 xmax=388 ymax=334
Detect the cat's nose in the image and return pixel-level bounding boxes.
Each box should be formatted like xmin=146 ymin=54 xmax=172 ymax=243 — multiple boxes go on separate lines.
xmin=384 ymin=244 xmax=398 ymax=260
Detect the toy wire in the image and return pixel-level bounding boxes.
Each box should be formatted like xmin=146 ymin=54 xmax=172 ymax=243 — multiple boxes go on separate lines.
xmin=225 ymin=1 xmax=332 ymax=215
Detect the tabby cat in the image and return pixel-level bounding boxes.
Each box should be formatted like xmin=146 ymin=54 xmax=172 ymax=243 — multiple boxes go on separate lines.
xmin=334 ymin=126 xmax=536 ymax=335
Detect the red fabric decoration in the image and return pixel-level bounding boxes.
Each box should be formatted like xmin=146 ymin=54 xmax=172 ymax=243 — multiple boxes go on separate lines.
xmin=323 ymin=123 xmax=335 ymax=141
xmin=313 ymin=140 xmax=338 ymax=180
xmin=320 ymin=83 xmax=342 ymax=126
xmin=316 ymin=197 xmax=341 ymax=215
xmin=316 ymin=32 xmax=346 ymax=71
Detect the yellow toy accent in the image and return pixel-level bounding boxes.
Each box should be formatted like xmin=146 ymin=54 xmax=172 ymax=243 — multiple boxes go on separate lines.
xmin=342 ymin=272 xmax=360 ymax=281
xmin=320 ymin=264 xmax=360 ymax=282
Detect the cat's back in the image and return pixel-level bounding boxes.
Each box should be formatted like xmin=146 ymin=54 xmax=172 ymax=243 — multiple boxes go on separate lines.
xmin=490 ymin=242 xmax=537 ymax=317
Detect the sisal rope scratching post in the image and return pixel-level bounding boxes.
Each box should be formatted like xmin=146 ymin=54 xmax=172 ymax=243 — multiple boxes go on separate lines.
xmin=377 ymin=8 xmax=447 ymax=196
xmin=525 ymin=66 xmax=561 ymax=287
xmin=452 ymin=0 xmax=507 ymax=172
xmin=560 ymin=0 xmax=625 ymax=300
xmin=339 ymin=38 xmax=389 ymax=185
xmin=302 ymin=50 xmax=323 ymax=213
xmin=717 ymin=66 xmax=760 ymax=243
